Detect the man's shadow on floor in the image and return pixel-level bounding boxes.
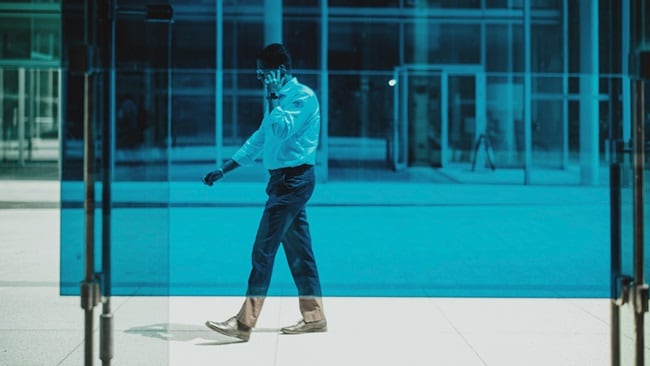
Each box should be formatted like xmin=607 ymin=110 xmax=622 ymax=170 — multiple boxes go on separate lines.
xmin=125 ymin=323 xmax=280 ymax=346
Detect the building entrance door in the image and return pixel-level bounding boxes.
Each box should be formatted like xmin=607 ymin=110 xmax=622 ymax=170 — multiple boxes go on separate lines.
xmin=392 ymin=64 xmax=484 ymax=170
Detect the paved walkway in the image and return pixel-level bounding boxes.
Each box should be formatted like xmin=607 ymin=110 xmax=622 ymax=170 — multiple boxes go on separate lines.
xmin=0 ymin=175 xmax=623 ymax=365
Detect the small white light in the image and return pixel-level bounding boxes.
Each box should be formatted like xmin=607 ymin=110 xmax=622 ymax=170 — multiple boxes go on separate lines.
xmin=388 ymin=79 xmax=397 ymax=87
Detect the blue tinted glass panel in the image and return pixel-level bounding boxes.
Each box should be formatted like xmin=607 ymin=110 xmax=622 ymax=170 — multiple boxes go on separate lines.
xmin=60 ymin=1 xmax=611 ymax=299
xmin=404 ymin=23 xmax=481 ymax=65
xmin=329 ymin=22 xmax=399 ymax=70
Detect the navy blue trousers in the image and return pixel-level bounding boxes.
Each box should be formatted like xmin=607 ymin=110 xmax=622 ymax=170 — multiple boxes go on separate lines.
xmin=245 ymin=164 xmax=323 ymax=298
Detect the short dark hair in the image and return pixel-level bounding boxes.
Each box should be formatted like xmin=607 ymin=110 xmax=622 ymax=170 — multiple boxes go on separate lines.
xmin=257 ymin=43 xmax=292 ymax=71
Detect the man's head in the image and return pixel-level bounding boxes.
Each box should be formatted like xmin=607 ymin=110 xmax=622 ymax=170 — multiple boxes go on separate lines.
xmin=256 ymin=43 xmax=292 ymax=81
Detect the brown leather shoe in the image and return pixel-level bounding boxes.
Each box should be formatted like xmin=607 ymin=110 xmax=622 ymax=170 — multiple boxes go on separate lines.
xmin=281 ymin=319 xmax=327 ymax=334
xmin=205 ymin=317 xmax=251 ymax=341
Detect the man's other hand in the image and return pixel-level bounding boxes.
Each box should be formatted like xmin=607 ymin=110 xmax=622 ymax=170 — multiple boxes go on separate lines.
xmin=202 ymin=169 xmax=224 ymax=186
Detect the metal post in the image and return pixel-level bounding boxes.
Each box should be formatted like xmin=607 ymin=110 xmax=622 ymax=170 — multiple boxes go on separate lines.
xmin=80 ymin=3 xmax=100 ymax=365
xmin=100 ymin=2 xmax=117 ymax=364
xmin=99 ymin=305 xmax=113 ymax=366
xmin=632 ymin=79 xmax=645 ymax=366
xmin=610 ymin=162 xmax=622 ymax=366
xmin=81 ymin=70 xmax=99 ymax=366
xmin=630 ymin=0 xmax=648 ymax=362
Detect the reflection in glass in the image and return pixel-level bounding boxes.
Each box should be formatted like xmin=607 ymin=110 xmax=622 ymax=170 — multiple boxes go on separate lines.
xmin=48 ymin=0 xmax=621 ymax=300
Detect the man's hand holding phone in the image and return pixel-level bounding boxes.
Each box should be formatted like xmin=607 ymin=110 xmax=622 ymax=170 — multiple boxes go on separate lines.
xmin=264 ymin=66 xmax=286 ymax=99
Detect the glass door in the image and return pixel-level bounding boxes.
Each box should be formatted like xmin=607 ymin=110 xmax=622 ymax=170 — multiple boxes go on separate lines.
xmin=406 ymin=70 xmax=442 ymax=167
xmin=446 ymin=73 xmax=480 ymax=166
xmin=611 ymin=79 xmax=649 ymax=366
xmin=392 ymin=65 xmax=482 ymax=171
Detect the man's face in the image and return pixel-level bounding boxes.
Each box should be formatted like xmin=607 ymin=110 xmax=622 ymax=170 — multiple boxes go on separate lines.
xmin=256 ymin=60 xmax=270 ymax=82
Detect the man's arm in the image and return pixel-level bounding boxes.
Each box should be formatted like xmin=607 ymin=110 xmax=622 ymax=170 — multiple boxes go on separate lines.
xmin=202 ymin=126 xmax=265 ymax=186
xmin=267 ymin=93 xmax=317 ymax=140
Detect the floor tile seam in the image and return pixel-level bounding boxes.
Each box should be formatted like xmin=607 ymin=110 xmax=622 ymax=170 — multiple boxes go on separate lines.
xmin=451 ymin=330 xmax=610 ymax=336
xmin=112 ymin=327 xmax=212 ymax=332
xmin=284 ymin=330 xmax=458 ymax=335
xmin=0 ymin=329 xmax=82 ymax=332
xmin=565 ymin=299 xmax=610 ymax=326
xmin=108 ymin=294 xmax=143 ymax=316
xmin=430 ymin=299 xmax=490 ymax=366
xmin=0 ymin=281 xmax=60 ymax=287
xmin=55 ymin=339 xmax=85 ymax=366
xmin=270 ymin=298 xmax=285 ymax=366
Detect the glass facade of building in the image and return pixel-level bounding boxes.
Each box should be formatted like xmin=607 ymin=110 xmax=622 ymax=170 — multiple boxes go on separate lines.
xmin=0 ymin=0 xmax=629 ymax=184
xmin=4 ymin=3 xmax=650 ymax=364
xmin=0 ymin=0 xmax=640 ymax=296
xmin=0 ymin=1 xmax=61 ymax=167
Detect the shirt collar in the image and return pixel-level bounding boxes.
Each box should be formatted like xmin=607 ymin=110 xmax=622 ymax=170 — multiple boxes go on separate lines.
xmin=278 ymin=76 xmax=298 ymax=96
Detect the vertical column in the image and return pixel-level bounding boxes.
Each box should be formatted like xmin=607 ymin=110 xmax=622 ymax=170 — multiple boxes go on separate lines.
xmin=18 ymin=68 xmax=26 ymax=166
xmin=477 ymin=0 xmax=487 ymax=169
xmin=29 ymin=69 xmax=35 ymax=161
xmin=622 ymin=0 xmax=631 ymax=143
xmin=36 ymin=70 xmax=41 ymax=139
xmin=215 ymin=1 xmax=223 ymax=165
xmin=0 ymin=69 xmax=4 ymax=162
xmin=440 ymin=72 xmax=448 ymax=166
xmin=320 ymin=0 xmax=328 ymax=180
xmin=562 ymin=0 xmax=569 ymax=169
xmin=48 ymin=70 xmax=54 ymax=128
xmin=265 ymin=0 xmax=282 ymax=45
xmin=57 ymin=69 xmax=62 ymax=163
xmin=523 ymin=1 xmax=532 ymax=184
xmin=475 ymin=73 xmax=487 ymax=142
xmin=505 ymin=0 xmax=515 ymax=164
xmin=579 ymin=0 xmax=599 ymax=185
xmin=412 ymin=0 xmax=430 ymax=165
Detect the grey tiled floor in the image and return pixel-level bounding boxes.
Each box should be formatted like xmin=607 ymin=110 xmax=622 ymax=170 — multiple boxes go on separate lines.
xmin=0 ymin=180 xmax=614 ymax=365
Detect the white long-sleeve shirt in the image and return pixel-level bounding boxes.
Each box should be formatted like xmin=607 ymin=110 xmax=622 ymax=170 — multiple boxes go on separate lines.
xmin=232 ymin=77 xmax=320 ymax=170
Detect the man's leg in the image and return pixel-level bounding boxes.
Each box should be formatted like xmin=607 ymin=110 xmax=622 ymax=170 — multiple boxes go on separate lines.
xmin=236 ymin=174 xmax=307 ymax=327
xmin=206 ymin=198 xmax=295 ymax=339
xmin=236 ymin=296 xmax=265 ymax=329
xmin=282 ymin=208 xmax=326 ymax=325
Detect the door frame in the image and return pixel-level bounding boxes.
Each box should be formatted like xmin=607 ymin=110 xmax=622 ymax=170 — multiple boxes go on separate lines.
xmin=392 ymin=63 xmax=484 ymax=171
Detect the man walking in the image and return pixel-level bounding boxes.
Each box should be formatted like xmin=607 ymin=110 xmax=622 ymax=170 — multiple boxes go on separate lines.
xmin=202 ymin=43 xmax=326 ymax=342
